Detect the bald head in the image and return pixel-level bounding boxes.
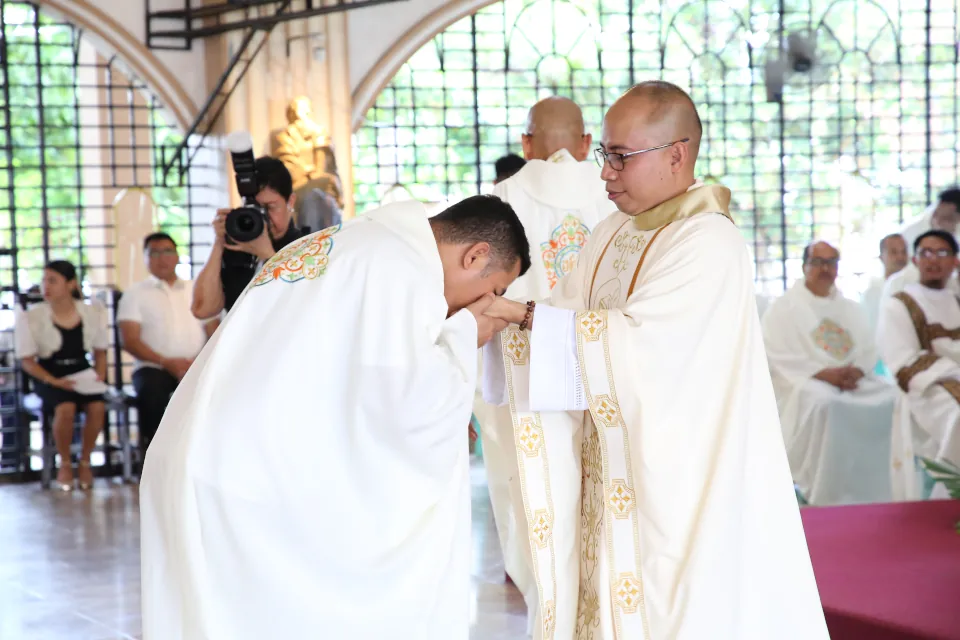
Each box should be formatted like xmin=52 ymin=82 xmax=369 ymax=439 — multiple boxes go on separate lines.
xmin=599 ymin=81 xmax=703 ymax=214
xmin=522 ymin=96 xmax=591 ymax=162
xmin=802 ymin=240 xmax=840 ymax=296
xmin=615 ymin=81 xmax=702 ymax=162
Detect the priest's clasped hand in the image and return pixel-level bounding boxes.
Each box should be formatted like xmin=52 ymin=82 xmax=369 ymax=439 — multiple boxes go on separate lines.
xmin=483 ymin=296 xmax=532 ymax=327
xmin=468 ymin=294 xmax=510 ymax=348
xmin=814 ymin=366 xmax=865 ymax=391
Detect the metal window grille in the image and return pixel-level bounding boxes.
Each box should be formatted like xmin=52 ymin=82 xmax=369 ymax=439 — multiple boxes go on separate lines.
xmin=0 ymin=0 xmax=221 ymax=478
xmin=353 ymin=0 xmax=960 ymax=296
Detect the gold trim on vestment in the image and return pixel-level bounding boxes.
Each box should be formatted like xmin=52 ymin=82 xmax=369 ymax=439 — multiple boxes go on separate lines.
xmin=574 ymin=310 xmax=651 ymax=639
xmin=631 ymin=184 xmax=733 ymax=231
xmin=627 ymin=225 xmax=669 ymax=298
xmin=589 ymin=219 xmax=631 ymax=304
xmin=893 ymin=291 xmax=960 ymax=350
xmin=500 ymin=328 xmax=559 ymax=640
xmin=896 ymin=354 xmax=940 ymax=392
xmin=939 ymin=379 xmax=960 ymax=404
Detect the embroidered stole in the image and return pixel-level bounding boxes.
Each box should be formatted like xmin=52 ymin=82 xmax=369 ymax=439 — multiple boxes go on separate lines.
xmin=502 ymin=185 xmax=733 ymax=640
xmin=892 ymin=291 xmax=960 ymax=402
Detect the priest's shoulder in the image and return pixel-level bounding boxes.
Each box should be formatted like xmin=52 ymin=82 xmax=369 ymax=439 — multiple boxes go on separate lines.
xmin=670 ymin=210 xmax=744 ymax=252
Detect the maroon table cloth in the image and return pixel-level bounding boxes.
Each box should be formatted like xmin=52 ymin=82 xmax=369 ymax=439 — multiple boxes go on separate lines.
xmin=801 ymin=501 xmax=960 ymax=639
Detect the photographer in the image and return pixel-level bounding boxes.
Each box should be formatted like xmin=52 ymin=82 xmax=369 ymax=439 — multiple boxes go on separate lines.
xmin=192 ymin=157 xmax=307 ymax=318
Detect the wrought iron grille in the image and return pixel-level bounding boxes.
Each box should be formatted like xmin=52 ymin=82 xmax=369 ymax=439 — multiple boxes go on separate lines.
xmin=0 ymin=1 xmax=221 ymax=477
xmin=353 ymin=0 xmax=960 ymax=296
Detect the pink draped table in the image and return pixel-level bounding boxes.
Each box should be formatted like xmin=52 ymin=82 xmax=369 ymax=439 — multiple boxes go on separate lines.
xmin=801 ymin=501 xmax=960 ymax=639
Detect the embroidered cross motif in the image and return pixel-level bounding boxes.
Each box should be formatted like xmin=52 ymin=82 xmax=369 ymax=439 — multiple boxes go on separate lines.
xmin=608 ymin=480 xmax=635 ymax=519
xmin=252 ymin=224 xmax=341 ymax=287
xmin=531 ymin=509 xmax=553 ymax=548
xmin=577 ymin=310 xmax=606 ymax=341
xmin=540 ymin=215 xmax=591 ymax=290
xmin=542 ymin=600 xmax=556 ymax=638
xmin=614 ymin=573 xmax=644 ymax=614
xmin=504 ymin=329 xmax=529 ymax=365
xmin=812 ymin=318 xmax=854 ymax=360
xmin=518 ymin=417 xmax=544 ymax=456
xmin=592 ymin=395 xmax=620 ymax=427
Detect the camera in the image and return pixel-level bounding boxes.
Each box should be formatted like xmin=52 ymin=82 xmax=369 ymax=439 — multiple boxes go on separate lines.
xmin=224 ymin=131 xmax=267 ymax=244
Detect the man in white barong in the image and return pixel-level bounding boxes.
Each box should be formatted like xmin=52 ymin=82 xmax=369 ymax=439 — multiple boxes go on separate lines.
xmin=762 ymin=241 xmax=898 ymax=505
xmin=878 ymin=229 xmax=960 ymax=500
xmin=479 ymin=96 xmax=612 ymax=628
xmin=881 ymin=189 xmax=960 ymax=299
xmin=139 ymin=195 xmax=531 ymax=640
xmin=483 ymin=81 xmax=826 ymax=639
xmin=860 ymin=233 xmax=908 ymax=337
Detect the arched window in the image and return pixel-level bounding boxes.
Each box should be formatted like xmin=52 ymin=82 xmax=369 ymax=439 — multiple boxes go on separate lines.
xmin=0 ymin=0 xmax=217 ymax=297
xmin=0 ymin=0 xmax=220 ymax=476
xmin=353 ymin=0 xmax=960 ymax=295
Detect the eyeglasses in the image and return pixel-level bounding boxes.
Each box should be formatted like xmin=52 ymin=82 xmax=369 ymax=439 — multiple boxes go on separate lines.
xmin=594 ymin=138 xmax=690 ymax=171
xmin=917 ymin=248 xmax=956 ymax=259
xmin=147 ymin=249 xmax=178 ymax=258
xmin=807 ymin=258 xmax=839 ymax=268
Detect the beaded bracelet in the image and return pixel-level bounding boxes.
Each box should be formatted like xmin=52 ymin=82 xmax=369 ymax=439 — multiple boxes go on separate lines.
xmin=519 ymin=300 xmax=536 ymax=331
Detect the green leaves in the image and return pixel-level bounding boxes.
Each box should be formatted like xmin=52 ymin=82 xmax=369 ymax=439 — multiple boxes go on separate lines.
xmin=918 ymin=457 xmax=960 ymax=500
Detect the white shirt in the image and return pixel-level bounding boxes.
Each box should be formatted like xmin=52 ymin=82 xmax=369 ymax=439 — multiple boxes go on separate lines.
xmin=117 ymin=277 xmax=208 ymax=370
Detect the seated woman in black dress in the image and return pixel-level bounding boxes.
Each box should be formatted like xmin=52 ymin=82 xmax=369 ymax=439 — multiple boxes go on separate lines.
xmin=14 ymin=260 xmax=108 ymax=490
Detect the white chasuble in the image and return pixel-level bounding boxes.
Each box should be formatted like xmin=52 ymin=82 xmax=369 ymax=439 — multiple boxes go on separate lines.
xmin=878 ymin=283 xmax=960 ymax=500
xmin=761 ymin=282 xmax=897 ymax=505
xmin=487 ymin=184 xmax=827 ymax=640
xmin=480 ymin=148 xmax=612 ymax=628
xmin=140 ymin=201 xmax=478 ymax=640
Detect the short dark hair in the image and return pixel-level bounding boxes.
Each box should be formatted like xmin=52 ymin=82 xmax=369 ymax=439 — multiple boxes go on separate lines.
xmin=914 ymin=229 xmax=959 ymax=255
xmin=879 ymin=233 xmax=903 ymax=254
xmin=494 ymin=154 xmax=526 ymax=182
xmin=938 ymin=187 xmax=960 ymax=210
xmin=255 ymin=156 xmax=294 ymax=200
xmin=431 ymin=195 xmax=531 ymax=276
xmin=143 ymin=232 xmax=177 ymax=251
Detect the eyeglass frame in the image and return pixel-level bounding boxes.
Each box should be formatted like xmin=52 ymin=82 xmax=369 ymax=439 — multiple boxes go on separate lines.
xmin=805 ymin=257 xmax=840 ymax=268
xmin=916 ymin=248 xmax=958 ymax=259
xmin=594 ymin=138 xmax=690 ymax=170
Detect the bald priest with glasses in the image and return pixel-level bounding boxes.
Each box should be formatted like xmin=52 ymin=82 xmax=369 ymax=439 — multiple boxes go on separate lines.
xmin=761 ymin=240 xmax=898 ymax=507
xmin=481 ymin=81 xmax=827 ymax=639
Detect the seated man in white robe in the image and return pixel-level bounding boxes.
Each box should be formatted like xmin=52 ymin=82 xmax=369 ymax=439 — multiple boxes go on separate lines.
xmin=881 ymin=188 xmax=960 ymax=299
xmin=878 ymin=229 xmax=960 ymax=500
xmin=762 ymin=241 xmax=897 ymax=506
xmin=484 ymin=81 xmax=826 ymax=639
xmin=139 ymin=196 xmax=530 ymax=640
xmin=479 ymin=96 xmax=612 ymax=629
xmin=861 ymin=233 xmax=907 ymax=337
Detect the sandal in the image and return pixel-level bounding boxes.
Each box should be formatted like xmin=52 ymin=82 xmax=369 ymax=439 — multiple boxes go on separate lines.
xmin=77 ymin=460 xmax=94 ymax=491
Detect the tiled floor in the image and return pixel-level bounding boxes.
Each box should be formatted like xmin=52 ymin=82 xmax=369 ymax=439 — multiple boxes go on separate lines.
xmin=0 ymin=460 xmax=527 ymax=640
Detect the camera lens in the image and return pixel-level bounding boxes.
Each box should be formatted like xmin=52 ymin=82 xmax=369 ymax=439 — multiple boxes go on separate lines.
xmin=225 ymin=206 xmax=266 ymax=243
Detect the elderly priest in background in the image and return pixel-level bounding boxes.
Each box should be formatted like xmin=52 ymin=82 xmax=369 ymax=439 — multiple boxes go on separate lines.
xmin=477 ymin=96 xmax=613 ymax=630
xmin=762 ymin=240 xmax=898 ymax=506
xmin=878 ymin=229 xmax=960 ymax=501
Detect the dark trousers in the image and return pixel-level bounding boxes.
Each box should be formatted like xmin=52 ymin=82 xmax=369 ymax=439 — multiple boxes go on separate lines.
xmin=132 ymin=367 xmax=179 ymax=459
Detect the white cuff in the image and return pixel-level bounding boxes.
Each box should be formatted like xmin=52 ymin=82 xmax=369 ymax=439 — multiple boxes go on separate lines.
xmin=481 ymin=333 xmax=507 ymax=406
xmin=530 ymin=305 xmax=587 ymax=411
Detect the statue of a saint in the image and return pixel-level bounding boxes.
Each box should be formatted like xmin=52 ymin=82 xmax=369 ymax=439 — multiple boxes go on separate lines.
xmin=272 ymin=96 xmax=343 ymax=208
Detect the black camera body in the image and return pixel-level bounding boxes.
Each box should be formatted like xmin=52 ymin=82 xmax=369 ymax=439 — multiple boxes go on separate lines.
xmin=225 ymin=132 xmax=268 ymax=244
